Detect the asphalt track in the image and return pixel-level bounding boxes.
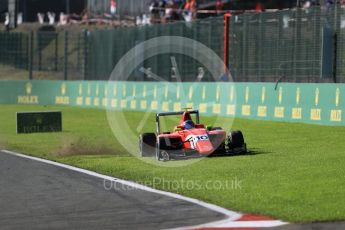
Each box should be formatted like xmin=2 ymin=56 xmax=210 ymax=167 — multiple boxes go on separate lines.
xmin=0 ymin=151 xmax=225 ymax=230
xmin=2 ymin=150 xmax=343 ymax=230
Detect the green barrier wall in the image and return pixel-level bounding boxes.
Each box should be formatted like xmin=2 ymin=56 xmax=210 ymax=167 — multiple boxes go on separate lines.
xmin=0 ymin=80 xmax=343 ymax=126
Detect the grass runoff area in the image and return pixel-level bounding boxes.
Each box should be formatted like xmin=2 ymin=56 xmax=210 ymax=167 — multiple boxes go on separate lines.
xmin=1 ymin=104 xmax=345 ymax=223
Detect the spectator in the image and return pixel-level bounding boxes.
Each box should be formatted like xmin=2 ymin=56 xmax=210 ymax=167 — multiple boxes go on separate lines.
xmin=159 ymin=0 xmax=167 ymax=20
xmin=311 ymin=0 xmax=318 ymax=6
xmin=4 ymin=13 xmax=9 ymax=31
xmin=136 ymin=15 xmax=142 ymax=25
xmin=302 ymin=1 xmax=311 ymax=13
xmin=37 ymin=13 xmax=44 ymax=24
xmin=142 ymin=14 xmax=151 ymax=25
xmin=47 ymin=12 xmax=56 ymax=25
xmin=191 ymin=0 xmax=197 ymax=18
xmin=184 ymin=0 xmax=197 ymax=20
xmin=216 ymin=0 xmax=224 ymax=14
xmin=303 ymin=1 xmax=311 ymax=9
xmin=81 ymin=10 xmax=89 ymax=24
xmin=150 ymin=0 xmax=196 ymax=23
xmin=255 ymin=2 xmax=263 ymax=12
xmin=150 ymin=0 xmax=187 ymax=23
xmin=175 ymin=0 xmax=186 ymax=18
xmin=149 ymin=0 xmax=161 ymax=23
xmin=184 ymin=0 xmax=191 ymax=10
xmin=165 ymin=0 xmax=180 ymax=22
xmin=174 ymin=0 xmax=185 ymax=6
xmin=110 ymin=0 xmax=117 ymax=16
xmin=17 ymin=12 xmax=23 ymax=25
xmin=58 ymin=12 xmax=68 ymax=26
xmin=325 ymin=0 xmax=335 ymax=10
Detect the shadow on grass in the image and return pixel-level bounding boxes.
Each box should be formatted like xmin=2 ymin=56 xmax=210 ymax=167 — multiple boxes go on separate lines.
xmin=207 ymin=148 xmax=270 ymax=158
xmin=135 ymin=146 xmax=272 ymax=162
xmin=163 ymin=148 xmax=271 ymax=161
xmin=246 ymin=148 xmax=271 ymax=156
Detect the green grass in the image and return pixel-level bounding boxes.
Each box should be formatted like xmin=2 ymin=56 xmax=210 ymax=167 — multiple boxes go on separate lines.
xmin=1 ymin=104 xmax=345 ymax=222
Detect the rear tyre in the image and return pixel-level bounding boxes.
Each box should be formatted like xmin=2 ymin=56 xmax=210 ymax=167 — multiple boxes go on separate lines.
xmin=139 ymin=133 xmax=156 ymax=157
xmin=228 ymin=131 xmax=247 ymax=153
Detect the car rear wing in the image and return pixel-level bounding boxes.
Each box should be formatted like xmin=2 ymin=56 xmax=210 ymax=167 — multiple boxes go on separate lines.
xmin=156 ymin=110 xmax=200 ymax=134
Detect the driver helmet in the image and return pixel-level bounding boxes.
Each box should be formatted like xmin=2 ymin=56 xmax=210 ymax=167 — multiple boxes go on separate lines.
xmin=184 ymin=120 xmax=195 ymax=129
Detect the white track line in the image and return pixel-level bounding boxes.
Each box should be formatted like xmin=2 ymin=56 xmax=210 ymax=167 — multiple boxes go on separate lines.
xmin=1 ymin=150 xmax=288 ymax=229
xmin=185 ymin=220 xmax=288 ymax=229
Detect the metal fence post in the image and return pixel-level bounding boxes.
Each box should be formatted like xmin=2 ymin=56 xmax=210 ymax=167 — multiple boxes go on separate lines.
xmin=242 ymin=16 xmax=247 ymax=80
xmin=259 ymin=13 xmax=263 ymax=80
xmin=38 ymin=33 xmax=42 ymax=71
xmin=83 ymin=30 xmax=88 ymax=80
xmin=333 ymin=5 xmax=338 ymax=83
xmin=77 ymin=32 xmax=80 ymax=70
xmin=333 ymin=32 xmax=338 ymax=83
xmin=64 ymin=30 xmax=69 ymax=81
xmin=223 ymin=13 xmax=231 ymax=75
xmin=293 ymin=8 xmax=301 ymax=82
xmin=54 ymin=32 xmax=58 ymax=71
xmin=29 ymin=31 xmax=33 ymax=80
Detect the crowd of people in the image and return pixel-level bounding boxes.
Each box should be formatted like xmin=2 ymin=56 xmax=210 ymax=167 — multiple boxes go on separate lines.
xmin=149 ymin=0 xmax=199 ymax=23
xmin=5 ymin=0 xmax=345 ymax=29
xmin=146 ymin=0 xmax=343 ymax=24
xmin=300 ymin=0 xmax=345 ymax=9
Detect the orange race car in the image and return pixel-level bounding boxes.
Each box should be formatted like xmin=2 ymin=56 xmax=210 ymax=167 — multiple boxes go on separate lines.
xmin=139 ymin=109 xmax=247 ymax=161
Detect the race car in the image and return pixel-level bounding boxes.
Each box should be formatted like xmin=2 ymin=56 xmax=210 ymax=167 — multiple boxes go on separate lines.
xmin=139 ymin=109 xmax=247 ymax=161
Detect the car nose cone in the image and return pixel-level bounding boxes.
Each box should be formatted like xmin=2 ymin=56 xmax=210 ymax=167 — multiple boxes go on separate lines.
xmin=197 ymin=141 xmax=214 ymax=155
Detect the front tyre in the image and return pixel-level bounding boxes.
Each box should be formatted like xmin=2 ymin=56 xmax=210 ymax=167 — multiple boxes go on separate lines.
xmin=156 ymin=138 xmax=171 ymax=161
xmin=157 ymin=150 xmax=170 ymax=162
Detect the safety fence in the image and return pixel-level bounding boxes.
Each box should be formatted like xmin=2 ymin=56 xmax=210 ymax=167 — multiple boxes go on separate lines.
xmin=87 ymin=17 xmax=224 ymax=81
xmin=2 ymin=5 xmax=345 ymax=82
xmin=228 ymin=6 xmax=343 ymax=82
xmin=0 ymin=80 xmax=343 ymax=126
xmin=0 ymin=17 xmax=223 ymax=81
xmin=0 ymin=30 xmax=87 ymax=81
